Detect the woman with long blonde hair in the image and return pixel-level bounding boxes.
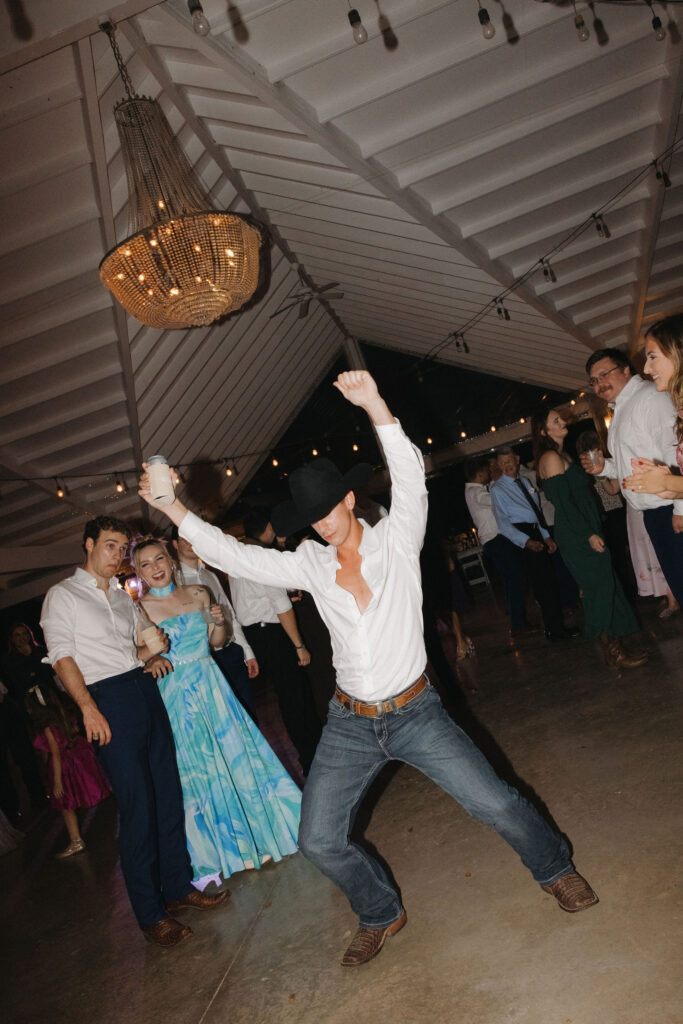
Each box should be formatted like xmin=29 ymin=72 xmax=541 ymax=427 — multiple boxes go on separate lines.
xmin=623 ymin=313 xmax=683 ymax=498
xmin=132 ymin=536 xmax=301 ymax=891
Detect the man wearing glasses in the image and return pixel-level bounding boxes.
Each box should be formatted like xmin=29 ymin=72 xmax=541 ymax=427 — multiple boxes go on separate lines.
xmin=580 ymin=347 xmax=683 ymax=606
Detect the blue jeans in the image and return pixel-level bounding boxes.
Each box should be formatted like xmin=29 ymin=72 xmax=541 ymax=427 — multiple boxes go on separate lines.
xmin=299 ymin=682 xmax=571 ymax=929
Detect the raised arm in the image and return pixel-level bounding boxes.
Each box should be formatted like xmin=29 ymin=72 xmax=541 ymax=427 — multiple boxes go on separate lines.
xmin=335 ymin=370 xmax=427 ymax=546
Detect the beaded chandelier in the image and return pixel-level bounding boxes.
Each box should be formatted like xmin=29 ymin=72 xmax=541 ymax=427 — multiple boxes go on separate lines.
xmin=99 ymin=23 xmax=261 ymax=330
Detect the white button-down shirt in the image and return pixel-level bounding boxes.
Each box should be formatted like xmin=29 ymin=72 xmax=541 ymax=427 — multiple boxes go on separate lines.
xmin=464 ymin=482 xmax=499 ymax=546
xmin=41 ymin=568 xmax=142 ymax=686
xmin=600 ymin=375 xmax=683 ymax=515
xmin=179 ymin=421 xmax=428 ymax=702
xmin=175 ymin=560 xmax=255 ymax=660
xmin=229 ymin=574 xmax=293 ymax=628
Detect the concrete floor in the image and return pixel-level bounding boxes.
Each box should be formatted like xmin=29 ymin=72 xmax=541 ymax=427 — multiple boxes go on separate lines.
xmin=2 ymin=589 xmax=682 ymax=1024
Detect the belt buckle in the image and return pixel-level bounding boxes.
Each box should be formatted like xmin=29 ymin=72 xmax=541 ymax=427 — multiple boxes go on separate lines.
xmin=374 ymin=700 xmax=386 ymax=717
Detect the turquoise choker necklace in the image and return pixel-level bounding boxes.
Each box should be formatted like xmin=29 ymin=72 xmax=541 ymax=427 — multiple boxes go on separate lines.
xmin=149 ymin=582 xmax=175 ymax=597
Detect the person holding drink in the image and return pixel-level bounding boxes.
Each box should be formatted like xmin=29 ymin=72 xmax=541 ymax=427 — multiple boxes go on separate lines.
xmin=40 ymin=515 xmax=227 ymax=948
xmin=133 ymin=537 xmax=301 ymax=890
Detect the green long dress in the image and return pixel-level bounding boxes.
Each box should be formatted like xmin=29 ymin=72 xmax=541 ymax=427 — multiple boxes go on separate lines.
xmin=542 ymin=463 xmax=639 ymax=640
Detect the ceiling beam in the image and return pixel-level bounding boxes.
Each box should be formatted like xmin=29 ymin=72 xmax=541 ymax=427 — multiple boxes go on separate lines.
xmin=0 ymin=0 xmax=164 ymax=76
xmin=0 ymin=544 xmax=83 ymax=573
xmin=158 ymin=1 xmax=598 ymax=354
xmin=0 ymin=446 xmax=94 ymax=517
xmin=75 ymin=34 xmax=147 ymax=519
xmin=629 ymin=46 xmax=683 ymax=348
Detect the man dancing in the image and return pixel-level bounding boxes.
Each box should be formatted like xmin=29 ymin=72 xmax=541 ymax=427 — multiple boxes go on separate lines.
xmin=139 ymin=372 xmax=597 ymax=966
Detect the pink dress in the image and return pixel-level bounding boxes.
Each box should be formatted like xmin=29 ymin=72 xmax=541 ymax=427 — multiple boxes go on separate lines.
xmin=626 ymin=506 xmax=668 ymax=598
xmin=34 ymin=725 xmax=111 ymax=812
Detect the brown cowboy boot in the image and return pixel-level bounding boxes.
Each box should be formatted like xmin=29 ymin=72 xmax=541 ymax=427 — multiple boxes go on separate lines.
xmin=340 ymin=909 xmax=407 ymax=966
xmin=600 ymin=634 xmax=648 ymax=669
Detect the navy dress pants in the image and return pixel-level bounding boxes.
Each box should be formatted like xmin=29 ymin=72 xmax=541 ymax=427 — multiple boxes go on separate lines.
xmin=91 ymin=668 xmax=192 ymax=927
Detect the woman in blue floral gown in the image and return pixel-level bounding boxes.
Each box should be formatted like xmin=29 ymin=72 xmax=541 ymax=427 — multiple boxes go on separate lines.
xmin=133 ymin=538 xmax=301 ymax=888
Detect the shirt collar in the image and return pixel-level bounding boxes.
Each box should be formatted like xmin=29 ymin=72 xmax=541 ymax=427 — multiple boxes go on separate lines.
xmin=73 ymin=567 xmax=121 ymax=592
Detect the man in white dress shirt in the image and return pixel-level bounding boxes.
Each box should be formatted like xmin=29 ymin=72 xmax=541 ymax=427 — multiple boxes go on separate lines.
xmin=171 ymin=527 xmax=259 ymax=722
xmin=580 ymin=346 xmax=683 ymax=606
xmin=139 ymin=372 xmax=597 ymax=966
xmin=229 ymin=509 xmax=322 ymax=777
xmin=40 ymin=516 xmax=227 ymax=947
xmin=464 ymin=457 xmax=528 ymax=633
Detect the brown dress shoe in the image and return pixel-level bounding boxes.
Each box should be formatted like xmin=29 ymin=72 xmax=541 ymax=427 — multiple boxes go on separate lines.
xmin=166 ymin=889 xmax=230 ymax=913
xmin=341 ymin=909 xmax=407 ymax=967
xmin=542 ymin=871 xmax=599 ymax=913
xmin=600 ymin=634 xmax=648 ymax=669
xmin=141 ymin=917 xmax=193 ymax=947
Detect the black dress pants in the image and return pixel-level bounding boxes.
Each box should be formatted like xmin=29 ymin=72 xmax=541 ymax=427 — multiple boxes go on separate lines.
xmin=243 ymin=622 xmax=321 ymax=775
xmin=513 ymin=523 xmax=565 ymax=636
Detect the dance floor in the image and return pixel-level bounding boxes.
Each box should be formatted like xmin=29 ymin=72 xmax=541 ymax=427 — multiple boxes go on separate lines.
xmin=2 ymin=589 xmax=682 ymax=1024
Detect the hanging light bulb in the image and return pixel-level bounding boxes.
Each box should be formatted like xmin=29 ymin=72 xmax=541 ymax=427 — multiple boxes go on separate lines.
xmin=115 ymin=477 xmax=126 ymax=493
xmin=353 ymin=443 xmax=359 ymax=452
xmin=477 ymin=3 xmax=496 ymax=39
xmin=312 ymin=448 xmax=319 ymax=457
xmin=542 ymin=258 xmax=557 ymax=283
xmin=56 ymin=480 xmax=65 ymax=499
xmin=654 ymin=161 xmax=672 ymax=187
xmin=646 ymin=2 xmax=666 ymax=40
xmin=593 ymin=213 xmax=611 ymax=239
xmin=571 ymin=3 xmax=590 ymax=41
xmin=427 ymin=437 xmax=433 ymax=446
xmin=272 ymin=458 xmax=279 ymax=467
xmin=348 ymin=8 xmax=369 ymax=44
xmin=460 ymin=430 xmax=467 ymax=439
xmin=188 ymin=0 xmax=211 ymax=36
xmin=496 ymin=298 xmax=511 ymax=321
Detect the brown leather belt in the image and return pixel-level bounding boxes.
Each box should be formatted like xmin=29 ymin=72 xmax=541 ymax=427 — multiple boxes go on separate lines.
xmin=334 ymin=674 xmax=428 ymax=718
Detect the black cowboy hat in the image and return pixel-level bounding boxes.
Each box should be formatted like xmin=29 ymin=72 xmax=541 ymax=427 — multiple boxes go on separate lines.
xmin=271 ymin=458 xmax=372 ymax=537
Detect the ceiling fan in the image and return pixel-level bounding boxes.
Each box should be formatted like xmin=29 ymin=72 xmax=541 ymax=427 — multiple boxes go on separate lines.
xmin=269 ymin=266 xmax=344 ymax=320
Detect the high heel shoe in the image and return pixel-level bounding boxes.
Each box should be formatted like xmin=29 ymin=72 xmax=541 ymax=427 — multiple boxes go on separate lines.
xmin=56 ymin=838 xmax=85 ymax=859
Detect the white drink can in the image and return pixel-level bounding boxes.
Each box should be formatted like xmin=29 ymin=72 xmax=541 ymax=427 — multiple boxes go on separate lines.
xmin=147 ymin=455 xmax=175 ymax=505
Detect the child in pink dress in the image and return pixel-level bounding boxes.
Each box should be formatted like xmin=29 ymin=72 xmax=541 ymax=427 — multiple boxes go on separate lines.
xmin=25 ymin=681 xmax=111 ymax=859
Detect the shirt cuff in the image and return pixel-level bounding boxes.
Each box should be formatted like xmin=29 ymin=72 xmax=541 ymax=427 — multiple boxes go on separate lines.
xmin=42 ymin=645 xmax=75 ymax=667
xmin=178 ymin=509 xmax=205 ymax=544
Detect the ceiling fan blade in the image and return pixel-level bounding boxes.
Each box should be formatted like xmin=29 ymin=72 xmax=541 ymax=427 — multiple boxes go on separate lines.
xmin=269 ymin=300 xmax=304 ymax=319
xmin=316 ymin=281 xmax=341 ymax=293
xmin=298 ymin=299 xmax=311 ymax=319
xmin=322 ymin=291 xmax=344 ymax=300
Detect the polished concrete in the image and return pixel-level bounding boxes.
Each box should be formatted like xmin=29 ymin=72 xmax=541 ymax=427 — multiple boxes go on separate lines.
xmin=2 ymin=590 xmax=682 ymax=1024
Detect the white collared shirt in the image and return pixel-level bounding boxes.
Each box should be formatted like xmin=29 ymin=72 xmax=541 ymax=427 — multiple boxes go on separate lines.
xmin=175 ymin=560 xmax=255 ymax=660
xmin=41 ymin=568 xmax=142 ymax=686
xmin=600 ymin=376 xmax=683 ymax=515
xmin=179 ymin=421 xmax=428 ymax=702
xmin=464 ymin=482 xmax=499 ymax=545
xmin=229 ymin=574 xmax=293 ymax=628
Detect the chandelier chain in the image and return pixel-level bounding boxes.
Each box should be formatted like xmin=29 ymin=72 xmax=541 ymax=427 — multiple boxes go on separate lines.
xmin=102 ymin=21 xmax=136 ymax=101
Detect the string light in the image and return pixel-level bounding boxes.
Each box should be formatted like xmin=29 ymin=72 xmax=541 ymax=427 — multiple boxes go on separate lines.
xmin=272 ymin=458 xmax=279 ymax=467
xmin=646 ymin=2 xmax=666 ymax=40
xmin=352 ymin=444 xmax=359 ymax=451
xmin=115 ymin=477 xmax=126 ymax=493
xmin=654 ymin=160 xmax=672 ymax=187
xmin=348 ymin=7 xmax=368 ymax=44
xmin=427 ymin=437 xmax=433 ymax=445
xmin=593 ymin=213 xmax=611 ymax=239
xmin=496 ymin=298 xmax=511 ymax=321
xmin=571 ymin=2 xmax=590 ymax=41
xmin=477 ymin=2 xmax=495 ymax=39
xmin=312 ymin=448 xmax=318 ymax=456
xmin=56 ymin=479 xmax=65 ymax=499
xmin=541 ymin=258 xmax=557 ymax=284
xmin=187 ymin=0 xmax=211 ymax=36
xmin=460 ymin=431 xmax=467 ymax=438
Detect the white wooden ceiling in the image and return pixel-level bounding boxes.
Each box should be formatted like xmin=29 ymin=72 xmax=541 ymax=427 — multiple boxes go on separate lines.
xmin=1 ymin=0 xmax=681 ymax=604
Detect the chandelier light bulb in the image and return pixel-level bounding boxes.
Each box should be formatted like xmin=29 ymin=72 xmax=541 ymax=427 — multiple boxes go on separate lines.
xmin=652 ymin=15 xmax=666 ymax=40
xmin=348 ymin=9 xmax=368 ymax=44
xmin=478 ymin=7 xmax=495 ymax=39
xmin=188 ymin=1 xmax=211 ymax=36
xmin=574 ymin=13 xmax=590 ymax=42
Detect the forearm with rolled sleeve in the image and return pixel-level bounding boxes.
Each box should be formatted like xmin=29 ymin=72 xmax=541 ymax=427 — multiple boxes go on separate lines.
xmin=40 ymin=587 xmax=77 ymax=666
